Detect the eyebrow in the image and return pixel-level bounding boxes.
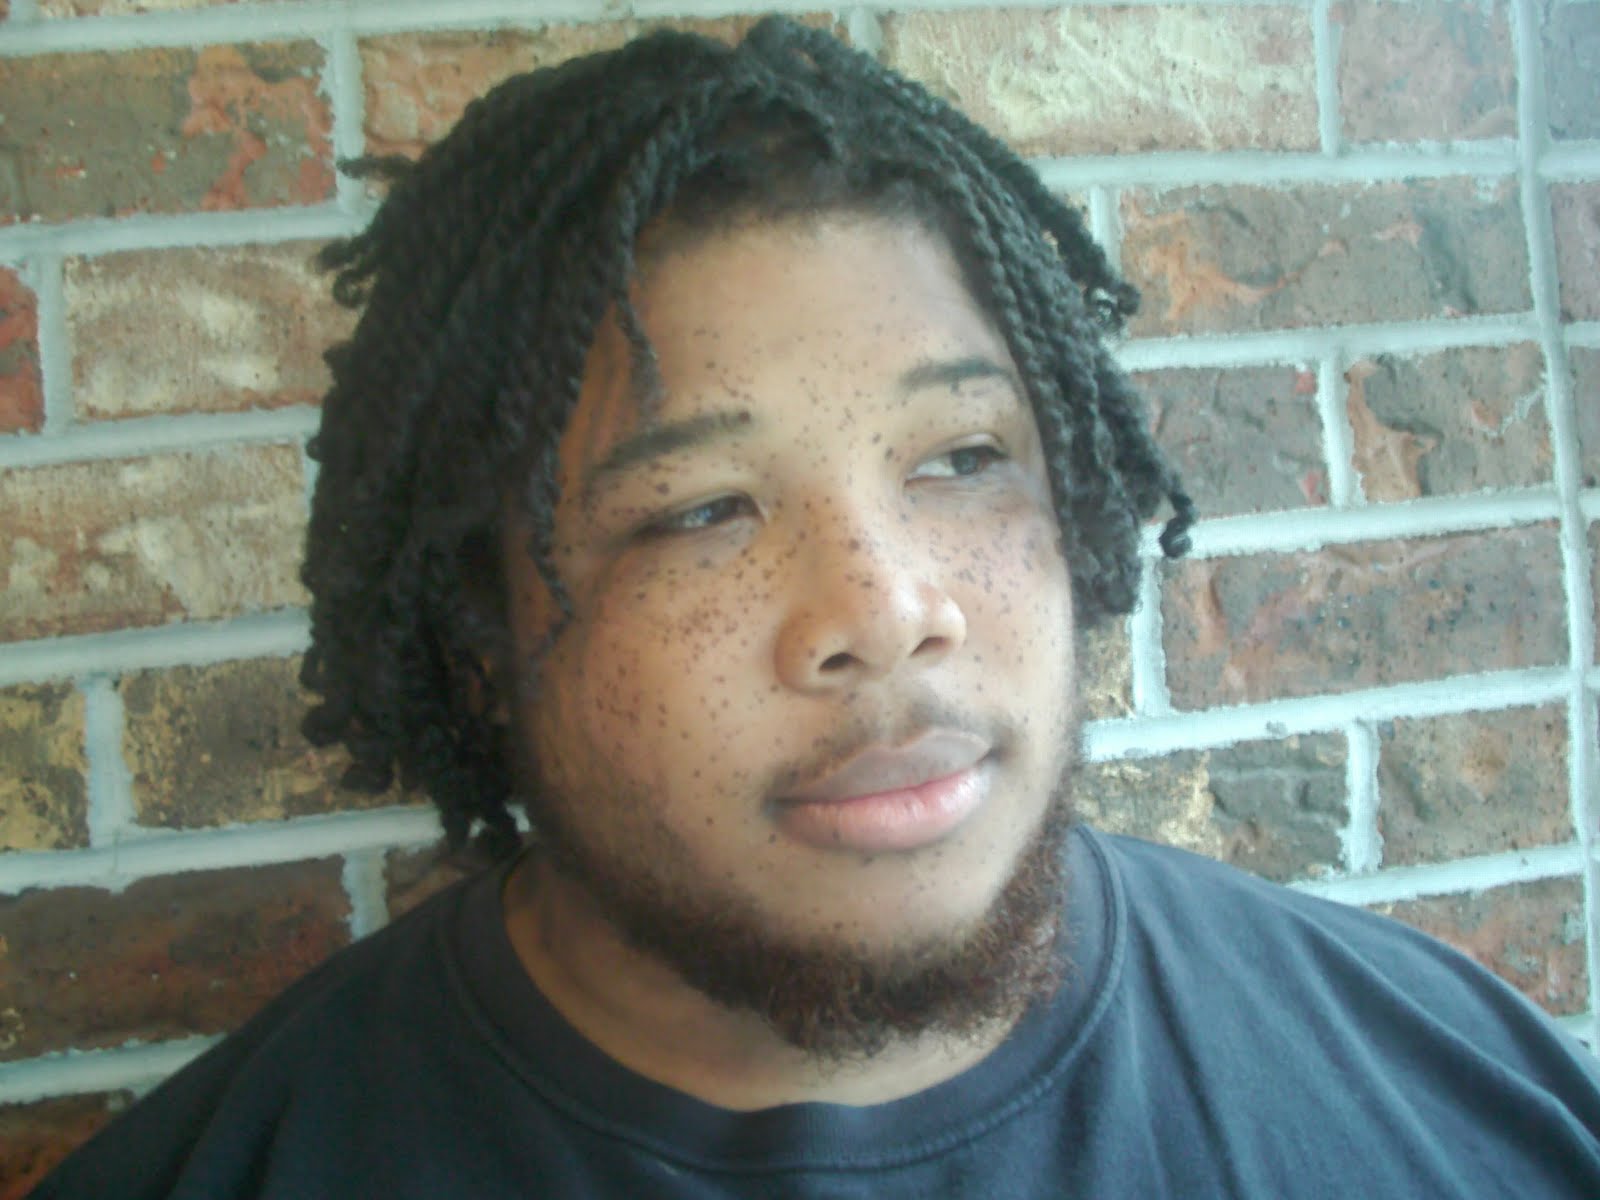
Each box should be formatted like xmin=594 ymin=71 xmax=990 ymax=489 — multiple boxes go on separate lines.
xmin=898 ymin=356 xmax=1023 ymax=398
xmin=580 ymin=409 xmax=755 ymax=505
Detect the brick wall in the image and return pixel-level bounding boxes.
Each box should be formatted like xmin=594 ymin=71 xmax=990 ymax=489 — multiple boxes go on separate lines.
xmin=1 ymin=0 xmax=1596 ymax=1190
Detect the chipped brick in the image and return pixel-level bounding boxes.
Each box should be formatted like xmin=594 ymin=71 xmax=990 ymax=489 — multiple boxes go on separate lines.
xmin=1080 ymin=619 xmax=1133 ymax=721
xmin=0 ymin=267 xmax=42 ymax=434
xmin=0 ymin=683 xmax=87 ymax=852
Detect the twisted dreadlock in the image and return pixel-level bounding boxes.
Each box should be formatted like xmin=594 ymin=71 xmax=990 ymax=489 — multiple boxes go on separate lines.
xmin=300 ymin=17 xmax=1194 ymax=859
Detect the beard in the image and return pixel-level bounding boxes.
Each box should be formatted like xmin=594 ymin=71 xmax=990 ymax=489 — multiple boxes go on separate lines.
xmin=514 ymin=712 xmax=1079 ymax=1063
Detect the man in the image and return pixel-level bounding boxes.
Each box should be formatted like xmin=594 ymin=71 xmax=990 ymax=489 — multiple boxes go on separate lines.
xmin=33 ymin=17 xmax=1600 ymax=1198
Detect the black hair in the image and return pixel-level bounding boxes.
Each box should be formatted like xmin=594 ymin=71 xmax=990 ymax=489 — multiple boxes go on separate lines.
xmin=300 ymin=17 xmax=1194 ymax=859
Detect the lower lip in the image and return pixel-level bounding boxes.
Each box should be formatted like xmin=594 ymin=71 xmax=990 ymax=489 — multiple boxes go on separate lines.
xmin=775 ymin=763 xmax=988 ymax=854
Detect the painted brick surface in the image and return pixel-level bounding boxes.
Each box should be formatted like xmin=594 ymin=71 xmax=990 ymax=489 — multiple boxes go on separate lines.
xmin=1544 ymin=0 xmax=1600 ymax=141
xmin=385 ymin=844 xmax=476 ymax=920
xmin=1551 ymin=183 xmax=1600 ymax=323
xmin=0 ymin=683 xmax=87 ymax=852
xmin=121 ymin=656 xmax=406 ymax=829
xmin=0 ymin=859 xmax=349 ymax=1062
xmin=1344 ymin=344 xmax=1550 ymax=500
xmin=0 ymin=43 xmax=331 ymax=224
xmin=880 ymin=7 xmax=1316 ymax=156
xmin=1120 ymin=179 xmax=1529 ymax=336
xmin=1372 ymin=877 xmax=1588 ymax=1016
xmin=1575 ymin=348 xmax=1599 ymax=488
xmin=0 ymin=1092 xmax=133 ymax=1200
xmin=1333 ymin=0 xmax=1515 ymax=143
xmin=1080 ymin=620 xmax=1132 ymax=720
xmin=1163 ymin=526 xmax=1567 ymax=707
xmin=0 ymin=445 xmax=308 ymax=643
xmin=1377 ymin=706 xmax=1570 ymax=866
xmin=65 ymin=244 xmax=352 ymax=420
xmin=1140 ymin=365 xmax=1326 ymax=517
xmin=0 ymin=267 xmax=43 ymax=435
xmin=1080 ymin=733 xmax=1347 ymax=881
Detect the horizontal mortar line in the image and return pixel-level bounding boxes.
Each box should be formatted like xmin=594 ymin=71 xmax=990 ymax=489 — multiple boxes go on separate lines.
xmin=1541 ymin=143 xmax=1600 ymax=180
xmin=1582 ymin=492 xmax=1600 ymax=522
xmin=0 ymin=205 xmax=360 ymax=263
xmin=1084 ymin=666 xmax=1573 ymax=758
xmin=0 ymin=406 xmax=320 ymax=469
xmin=0 ymin=611 xmax=310 ymax=687
xmin=0 ymin=1036 xmax=219 ymax=1107
xmin=1116 ymin=315 xmax=1541 ymax=370
xmin=0 ymin=805 xmax=444 ymax=896
xmin=1556 ymin=1013 xmax=1596 ymax=1048
xmin=1293 ymin=843 xmax=1586 ymax=906
xmin=1036 ymin=148 xmax=1520 ymax=190
xmin=1568 ymin=323 xmax=1600 ymax=349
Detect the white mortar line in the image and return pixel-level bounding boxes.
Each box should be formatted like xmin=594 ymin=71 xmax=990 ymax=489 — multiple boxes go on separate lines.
xmin=1317 ymin=353 xmax=1360 ymax=506
xmin=30 ymin=251 xmax=72 ymax=435
xmin=1584 ymin=493 xmax=1600 ymax=521
xmin=82 ymin=676 xmax=137 ymax=849
xmin=843 ymin=7 xmax=884 ymax=58
xmin=1129 ymin=558 xmax=1171 ymax=716
xmin=341 ymin=848 xmax=391 ymax=940
xmin=0 ymin=1037 xmax=219 ymax=1106
xmin=1035 ymin=149 xmax=1519 ymax=192
xmin=1114 ymin=316 xmax=1542 ymax=371
xmin=1086 ymin=186 xmax=1120 ymax=273
xmin=1569 ymin=322 xmax=1600 ymax=349
xmin=1311 ymin=0 xmax=1341 ymax=156
xmin=1556 ymin=1011 xmax=1597 ymax=1048
xmin=323 ymin=28 xmax=373 ymax=218
xmin=1340 ymin=719 xmax=1382 ymax=874
xmin=0 ymin=806 xmax=444 ymax=896
xmin=1541 ymin=144 xmax=1600 ymax=181
xmin=0 ymin=206 xmax=362 ymax=263
xmin=6 ymin=0 xmax=40 ymax=21
xmin=0 ymin=406 xmax=319 ymax=469
xmin=1294 ymin=843 xmax=1585 ymax=905
xmin=0 ymin=612 xmax=310 ymax=688
xmin=1084 ymin=666 xmax=1571 ymax=759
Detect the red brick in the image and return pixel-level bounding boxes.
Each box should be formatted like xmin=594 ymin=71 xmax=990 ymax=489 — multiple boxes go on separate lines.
xmin=1544 ymin=0 xmax=1600 ymax=141
xmin=1334 ymin=0 xmax=1515 ymax=143
xmin=1372 ymin=877 xmax=1588 ymax=1016
xmin=385 ymin=844 xmax=477 ymax=920
xmin=0 ymin=267 xmax=43 ymax=434
xmin=0 ymin=445 xmax=308 ymax=644
xmin=0 ymin=43 xmax=331 ymax=224
xmin=1345 ymin=344 xmax=1551 ymax=500
xmin=65 ymin=244 xmax=351 ymax=421
xmin=881 ymin=7 xmax=1316 ymax=156
xmin=1552 ymin=183 xmax=1600 ymax=323
xmin=1121 ymin=179 xmax=1529 ymax=336
xmin=0 ymin=1092 xmax=133 ymax=1200
xmin=42 ymin=0 xmax=242 ymax=11
xmin=121 ymin=656 xmax=406 ymax=828
xmin=1139 ymin=365 xmax=1327 ymax=517
xmin=0 ymin=683 xmax=87 ymax=852
xmin=1378 ymin=706 xmax=1570 ymax=865
xmin=1574 ymin=348 xmax=1599 ymax=488
xmin=0 ymin=859 xmax=349 ymax=1061
xmin=1163 ymin=525 xmax=1566 ymax=707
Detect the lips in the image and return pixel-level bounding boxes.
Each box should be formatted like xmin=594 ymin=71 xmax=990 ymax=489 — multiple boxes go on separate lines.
xmin=781 ymin=730 xmax=991 ymax=805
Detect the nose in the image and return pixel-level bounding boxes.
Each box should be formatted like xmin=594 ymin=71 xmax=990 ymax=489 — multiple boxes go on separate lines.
xmin=774 ymin=520 xmax=967 ymax=694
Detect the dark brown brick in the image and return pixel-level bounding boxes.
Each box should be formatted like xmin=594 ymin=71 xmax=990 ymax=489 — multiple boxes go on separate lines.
xmin=1372 ymin=877 xmax=1588 ymax=1016
xmin=1140 ymin=365 xmax=1327 ymax=517
xmin=1574 ymin=348 xmax=1599 ymax=488
xmin=1552 ymin=183 xmax=1600 ymax=323
xmin=0 ymin=1092 xmax=133 ymax=1200
xmin=0 ymin=859 xmax=349 ymax=1062
xmin=881 ymin=7 xmax=1316 ymax=156
xmin=1378 ymin=706 xmax=1570 ymax=865
xmin=65 ymin=244 xmax=352 ymax=420
xmin=1163 ymin=526 xmax=1567 ymax=707
xmin=0 ymin=267 xmax=42 ymax=435
xmin=1345 ymin=344 xmax=1551 ymax=500
xmin=121 ymin=656 xmax=406 ymax=828
xmin=1080 ymin=620 xmax=1132 ymax=720
xmin=1334 ymin=0 xmax=1515 ymax=143
xmin=0 ymin=445 xmax=308 ymax=644
xmin=0 ymin=682 xmax=87 ymax=852
xmin=385 ymin=844 xmax=476 ymax=920
xmin=1121 ymin=179 xmax=1529 ymax=336
xmin=0 ymin=44 xmax=331 ymax=224
xmin=1544 ymin=0 xmax=1600 ymax=140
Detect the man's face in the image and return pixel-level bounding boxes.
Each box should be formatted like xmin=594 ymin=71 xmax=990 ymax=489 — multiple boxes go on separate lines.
xmin=501 ymin=213 xmax=1079 ymax=1050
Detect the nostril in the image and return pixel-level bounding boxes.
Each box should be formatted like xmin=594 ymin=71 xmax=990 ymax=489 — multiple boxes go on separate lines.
xmin=912 ymin=636 xmax=948 ymax=658
xmin=820 ymin=651 xmax=854 ymax=673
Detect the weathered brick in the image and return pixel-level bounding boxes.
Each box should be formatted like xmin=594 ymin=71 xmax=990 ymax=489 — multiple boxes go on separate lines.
xmin=121 ymin=656 xmax=406 ymax=828
xmin=1345 ymin=344 xmax=1551 ymax=500
xmin=1121 ymin=179 xmax=1529 ymax=336
xmin=1544 ymin=0 xmax=1600 ymax=140
xmin=1371 ymin=877 xmax=1588 ymax=1016
xmin=385 ymin=844 xmax=476 ymax=920
xmin=0 ymin=859 xmax=349 ymax=1062
xmin=0 ymin=267 xmax=43 ymax=434
xmin=1378 ymin=706 xmax=1570 ymax=865
xmin=1080 ymin=733 xmax=1347 ymax=881
xmin=1552 ymin=183 xmax=1600 ymax=323
xmin=880 ymin=7 xmax=1316 ymax=156
xmin=0 ymin=44 xmax=331 ymax=224
xmin=42 ymin=0 xmax=242 ymax=12
xmin=0 ymin=445 xmax=308 ymax=643
xmin=1079 ymin=619 xmax=1132 ymax=720
xmin=1163 ymin=526 xmax=1566 ymax=707
xmin=65 ymin=244 xmax=351 ymax=421
xmin=1139 ymin=365 xmax=1327 ymax=517
xmin=0 ymin=683 xmax=87 ymax=852
xmin=1334 ymin=0 xmax=1515 ymax=143
xmin=361 ymin=17 xmax=841 ymax=159
xmin=0 ymin=1092 xmax=133 ymax=1200
xmin=1574 ymin=348 xmax=1599 ymax=488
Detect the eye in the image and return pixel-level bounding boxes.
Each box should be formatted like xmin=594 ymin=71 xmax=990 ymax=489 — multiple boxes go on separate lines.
xmin=636 ymin=494 xmax=755 ymax=539
xmin=910 ymin=443 xmax=1009 ymax=480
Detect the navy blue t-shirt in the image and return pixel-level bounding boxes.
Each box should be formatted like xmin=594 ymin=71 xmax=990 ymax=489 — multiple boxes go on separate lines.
xmin=33 ymin=828 xmax=1600 ymax=1197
